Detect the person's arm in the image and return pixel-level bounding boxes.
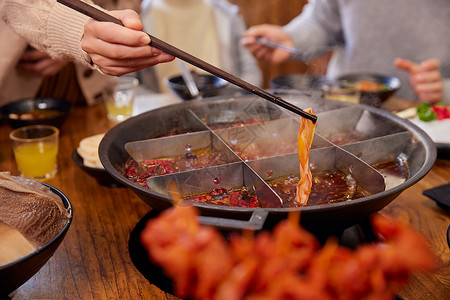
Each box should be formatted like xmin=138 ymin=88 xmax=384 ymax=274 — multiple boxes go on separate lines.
xmin=17 ymin=48 xmax=68 ymax=77
xmin=1 ymin=0 xmax=174 ymax=76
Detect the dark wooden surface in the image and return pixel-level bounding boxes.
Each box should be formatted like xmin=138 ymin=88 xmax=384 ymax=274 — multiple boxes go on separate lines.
xmin=0 ymin=98 xmax=449 ymax=299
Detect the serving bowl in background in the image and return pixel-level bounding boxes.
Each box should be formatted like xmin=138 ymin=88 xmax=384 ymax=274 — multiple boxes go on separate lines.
xmin=0 ymin=97 xmax=72 ymax=129
xmin=0 ymin=183 xmax=73 ymax=296
xmin=336 ymin=73 xmax=401 ymax=107
xmin=165 ymin=73 xmax=229 ymax=100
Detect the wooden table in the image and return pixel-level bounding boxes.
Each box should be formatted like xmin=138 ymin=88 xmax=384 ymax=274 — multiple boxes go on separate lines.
xmin=1 ymin=99 xmax=449 ymax=299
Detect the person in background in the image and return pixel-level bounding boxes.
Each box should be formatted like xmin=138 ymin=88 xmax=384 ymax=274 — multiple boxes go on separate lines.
xmin=241 ymin=0 xmax=450 ymax=105
xmin=137 ymin=0 xmax=262 ymax=93
xmin=0 ymin=0 xmax=174 ymax=106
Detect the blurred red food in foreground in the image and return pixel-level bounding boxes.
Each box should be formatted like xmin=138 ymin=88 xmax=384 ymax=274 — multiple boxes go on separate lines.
xmin=140 ymin=206 xmax=437 ymax=300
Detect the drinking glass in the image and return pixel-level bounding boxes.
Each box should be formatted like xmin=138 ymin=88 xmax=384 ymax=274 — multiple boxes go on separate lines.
xmin=9 ymin=125 xmax=59 ymax=181
xmin=103 ymin=76 xmax=139 ymax=122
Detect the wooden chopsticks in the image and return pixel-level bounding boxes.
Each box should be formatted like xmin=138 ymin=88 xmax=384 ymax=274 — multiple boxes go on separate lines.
xmin=57 ymin=0 xmax=317 ymax=123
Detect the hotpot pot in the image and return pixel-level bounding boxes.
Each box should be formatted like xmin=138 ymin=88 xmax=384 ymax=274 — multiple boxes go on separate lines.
xmin=99 ymin=91 xmax=436 ymax=236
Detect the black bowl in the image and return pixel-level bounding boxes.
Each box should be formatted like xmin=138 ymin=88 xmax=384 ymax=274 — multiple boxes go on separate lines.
xmin=0 ymin=182 xmax=73 ymax=296
xmin=165 ymin=73 xmax=229 ymax=100
xmin=72 ymin=150 xmax=124 ymax=188
xmin=337 ymin=73 xmax=401 ymax=107
xmin=0 ymin=97 xmax=72 ymax=129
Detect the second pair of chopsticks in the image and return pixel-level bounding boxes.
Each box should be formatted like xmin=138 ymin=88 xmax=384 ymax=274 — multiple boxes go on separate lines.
xmin=57 ymin=0 xmax=317 ymax=123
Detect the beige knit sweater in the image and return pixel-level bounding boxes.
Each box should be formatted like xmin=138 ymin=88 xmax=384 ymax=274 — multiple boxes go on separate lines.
xmin=0 ymin=0 xmax=141 ymax=106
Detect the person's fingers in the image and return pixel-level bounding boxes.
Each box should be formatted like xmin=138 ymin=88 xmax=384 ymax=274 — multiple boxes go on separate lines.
xmin=240 ymin=36 xmax=256 ymax=47
xmin=411 ymin=73 xmax=442 ymax=103
xmin=412 ymin=70 xmax=441 ymax=85
xmin=91 ymin=53 xmax=175 ymax=76
xmin=418 ymin=58 xmax=440 ymax=71
xmin=394 ymin=58 xmax=419 ymax=74
xmin=39 ymin=62 xmax=68 ymax=77
xmin=81 ymin=9 xmax=176 ymax=75
xmin=415 ymin=80 xmax=442 ymax=93
xmin=83 ymin=32 xmax=164 ymax=62
xmin=83 ymin=10 xmax=151 ymax=48
xmin=83 ymin=21 xmax=151 ymax=48
xmin=252 ymin=46 xmax=273 ymax=60
xmin=18 ymin=58 xmax=67 ymax=76
xmin=245 ymin=25 xmax=272 ymax=38
xmin=19 ymin=49 xmax=50 ymax=62
xmin=109 ymin=9 xmax=144 ymax=31
xmin=245 ymin=24 xmax=287 ymax=41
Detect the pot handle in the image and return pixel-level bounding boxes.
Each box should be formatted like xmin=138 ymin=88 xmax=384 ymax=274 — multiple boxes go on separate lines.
xmin=198 ymin=210 xmax=269 ymax=231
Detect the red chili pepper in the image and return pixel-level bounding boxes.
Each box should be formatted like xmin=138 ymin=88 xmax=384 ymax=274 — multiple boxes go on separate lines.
xmin=249 ymin=195 xmax=259 ymax=208
xmin=431 ymin=106 xmax=450 ymax=120
xmin=229 ymin=191 xmax=240 ymax=206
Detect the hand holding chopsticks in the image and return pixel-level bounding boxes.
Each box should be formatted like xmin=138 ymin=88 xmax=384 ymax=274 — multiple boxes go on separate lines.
xmin=57 ymin=0 xmax=317 ymax=123
xmin=75 ymin=4 xmax=175 ymax=75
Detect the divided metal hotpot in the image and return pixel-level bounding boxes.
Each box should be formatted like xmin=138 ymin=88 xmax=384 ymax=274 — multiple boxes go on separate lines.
xmin=99 ymin=92 xmax=436 ymax=236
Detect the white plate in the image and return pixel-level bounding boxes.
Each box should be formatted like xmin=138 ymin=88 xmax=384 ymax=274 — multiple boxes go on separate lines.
xmin=409 ymin=117 xmax=450 ymax=145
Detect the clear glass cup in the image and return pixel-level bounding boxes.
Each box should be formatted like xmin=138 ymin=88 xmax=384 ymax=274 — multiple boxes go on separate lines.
xmin=322 ymin=81 xmax=361 ymax=104
xmin=103 ymin=76 xmax=139 ymax=122
xmin=9 ymin=125 xmax=59 ymax=181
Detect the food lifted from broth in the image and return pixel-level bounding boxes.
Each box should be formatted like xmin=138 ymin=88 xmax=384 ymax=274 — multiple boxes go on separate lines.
xmin=294 ymin=108 xmax=316 ymax=205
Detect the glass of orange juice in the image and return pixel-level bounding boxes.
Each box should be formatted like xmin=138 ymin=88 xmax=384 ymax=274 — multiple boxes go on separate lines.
xmin=103 ymin=76 xmax=139 ymax=122
xmin=9 ymin=125 xmax=59 ymax=181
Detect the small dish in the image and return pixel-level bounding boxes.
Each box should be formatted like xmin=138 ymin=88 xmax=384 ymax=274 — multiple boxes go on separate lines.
xmin=72 ymin=150 xmax=123 ymax=188
xmin=337 ymin=73 xmax=401 ymax=107
xmin=0 ymin=97 xmax=72 ymax=129
xmin=165 ymin=73 xmax=228 ymax=100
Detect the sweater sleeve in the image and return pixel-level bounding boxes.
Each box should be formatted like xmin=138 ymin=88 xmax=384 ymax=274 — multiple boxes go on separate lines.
xmin=1 ymin=0 xmax=92 ymax=64
xmin=283 ymin=0 xmax=343 ymax=58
